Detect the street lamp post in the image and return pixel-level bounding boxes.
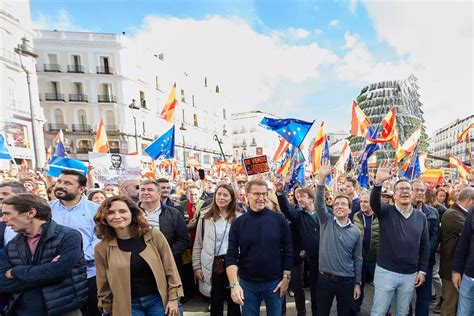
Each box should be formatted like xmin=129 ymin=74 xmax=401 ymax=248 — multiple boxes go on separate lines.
xmin=213 ymin=134 xmax=227 ymax=162
xmin=14 ymin=37 xmax=39 ymax=167
xmin=179 ymin=123 xmax=186 ymax=178
xmin=128 ymin=99 xmax=139 ymax=153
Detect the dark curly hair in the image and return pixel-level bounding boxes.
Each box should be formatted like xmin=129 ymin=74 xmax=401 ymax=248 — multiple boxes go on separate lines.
xmin=94 ymin=195 xmax=151 ymax=240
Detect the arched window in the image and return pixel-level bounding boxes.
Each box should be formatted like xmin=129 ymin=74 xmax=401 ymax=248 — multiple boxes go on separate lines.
xmin=54 ymin=109 xmax=65 ymax=124
xmin=77 ymin=109 xmax=87 ymax=125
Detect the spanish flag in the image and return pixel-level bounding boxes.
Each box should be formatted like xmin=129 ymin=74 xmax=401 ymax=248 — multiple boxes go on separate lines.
xmin=311 ymin=122 xmax=326 ymax=174
xmin=449 ymin=155 xmax=470 ymax=179
xmin=93 ymin=118 xmax=109 ymax=153
xmin=272 ymin=137 xmax=290 ymax=162
xmin=369 ymin=106 xmax=398 ymax=149
xmin=351 ymin=101 xmax=371 ymax=137
xmin=160 ymin=83 xmax=177 ymax=123
xmin=395 ymin=127 xmax=421 ymax=162
xmin=457 ymin=122 xmax=473 ymax=143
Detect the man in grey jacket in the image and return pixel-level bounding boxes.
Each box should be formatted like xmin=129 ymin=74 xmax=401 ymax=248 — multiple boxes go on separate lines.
xmin=315 ymin=159 xmax=362 ymax=316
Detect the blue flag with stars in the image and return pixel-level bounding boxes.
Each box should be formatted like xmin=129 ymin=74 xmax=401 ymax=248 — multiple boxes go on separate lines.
xmin=260 ymin=117 xmax=314 ymax=148
xmin=144 ymin=125 xmax=175 ymax=160
xmin=346 ymin=152 xmax=354 ymax=173
xmin=0 ymin=134 xmax=12 ymax=160
xmin=286 ymin=148 xmax=305 ymax=192
xmin=357 ymin=127 xmax=380 ymax=188
xmin=404 ymin=143 xmax=421 ymax=181
xmin=54 ymin=140 xmax=67 ymax=158
xmin=322 ymin=138 xmax=332 ymax=186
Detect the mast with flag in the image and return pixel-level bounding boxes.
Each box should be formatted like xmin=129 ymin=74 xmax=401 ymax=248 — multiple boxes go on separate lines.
xmin=93 ymin=118 xmax=109 ymax=153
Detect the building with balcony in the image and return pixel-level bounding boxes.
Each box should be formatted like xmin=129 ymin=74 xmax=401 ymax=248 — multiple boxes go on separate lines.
xmin=350 ymin=75 xmax=428 ymax=160
xmin=429 ymin=115 xmax=473 ymax=169
xmin=33 ymin=30 xmax=232 ymax=169
xmin=0 ymin=0 xmax=46 ymax=168
xmin=231 ymin=111 xmax=280 ymax=160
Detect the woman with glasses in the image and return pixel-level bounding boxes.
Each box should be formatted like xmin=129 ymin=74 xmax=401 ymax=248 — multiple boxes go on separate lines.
xmin=94 ymin=196 xmax=183 ymax=316
xmin=192 ymin=183 xmax=242 ymax=316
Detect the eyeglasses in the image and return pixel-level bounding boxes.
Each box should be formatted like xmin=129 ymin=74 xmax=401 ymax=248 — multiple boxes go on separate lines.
xmin=126 ymin=185 xmax=139 ymax=190
xmin=395 ymin=187 xmax=412 ymax=192
xmin=249 ymin=192 xmax=268 ymax=198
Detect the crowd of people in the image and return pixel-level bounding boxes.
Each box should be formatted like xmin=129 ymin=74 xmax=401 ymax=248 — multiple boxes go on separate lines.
xmin=0 ymin=159 xmax=473 ymax=316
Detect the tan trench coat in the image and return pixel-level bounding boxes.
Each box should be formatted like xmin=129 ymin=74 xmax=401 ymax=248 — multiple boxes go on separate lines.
xmin=94 ymin=228 xmax=184 ymax=316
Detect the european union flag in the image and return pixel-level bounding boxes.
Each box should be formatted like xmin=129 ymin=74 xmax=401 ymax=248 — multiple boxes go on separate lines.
xmin=144 ymin=125 xmax=175 ymax=160
xmin=322 ymin=139 xmax=331 ymax=186
xmin=346 ymin=152 xmax=354 ymax=173
xmin=54 ymin=140 xmax=67 ymax=158
xmin=260 ymin=117 xmax=314 ymax=148
xmin=357 ymin=143 xmax=379 ymax=189
xmin=0 ymin=134 xmax=12 ymax=160
xmin=404 ymin=143 xmax=421 ymax=180
xmin=47 ymin=156 xmax=87 ymax=177
xmin=286 ymin=148 xmax=305 ymax=192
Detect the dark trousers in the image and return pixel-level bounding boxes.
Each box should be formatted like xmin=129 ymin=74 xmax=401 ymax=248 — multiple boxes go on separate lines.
xmin=408 ymin=266 xmax=433 ymax=316
xmin=316 ymin=273 xmax=355 ymax=316
xmin=180 ymin=262 xmax=196 ymax=299
xmin=307 ymin=258 xmax=319 ymax=316
xmin=210 ymin=271 xmax=241 ymax=316
xmin=80 ymin=276 xmax=101 ymax=316
xmin=351 ymin=260 xmax=376 ymax=315
xmin=284 ymin=260 xmax=306 ymax=316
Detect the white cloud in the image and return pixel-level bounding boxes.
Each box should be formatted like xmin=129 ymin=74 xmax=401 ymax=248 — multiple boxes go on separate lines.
xmin=328 ymin=19 xmax=339 ymax=28
xmin=349 ymin=0 xmax=358 ymax=14
xmin=32 ymin=9 xmax=92 ymax=32
xmin=129 ymin=16 xmax=338 ymax=114
xmin=271 ymin=27 xmax=310 ymax=42
xmin=363 ymin=0 xmax=473 ymax=134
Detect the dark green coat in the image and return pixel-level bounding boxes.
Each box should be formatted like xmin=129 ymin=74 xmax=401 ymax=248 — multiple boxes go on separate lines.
xmin=353 ymin=211 xmax=379 ymax=261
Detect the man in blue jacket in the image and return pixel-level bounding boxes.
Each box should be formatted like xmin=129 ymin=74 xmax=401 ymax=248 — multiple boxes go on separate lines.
xmin=276 ymin=184 xmax=319 ymax=316
xmin=0 ymin=193 xmax=87 ymax=316
xmin=409 ymin=179 xmax=439 ymax=316
xmin=370 ymin=161 xmax=430 ymax=316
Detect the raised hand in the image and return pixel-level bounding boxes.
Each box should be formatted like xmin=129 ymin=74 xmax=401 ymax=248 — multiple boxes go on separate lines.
xmin=275 ymin=179 xmax=285 ymax=193
xmin=318 ymin=158 xmax=332 ymax=179
xmin=375 ymin=160 xmax=394 ymax=185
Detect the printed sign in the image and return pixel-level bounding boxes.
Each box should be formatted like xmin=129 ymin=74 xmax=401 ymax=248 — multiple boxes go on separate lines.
xmin=243 ymin=155 xmax=270 ymax=176
xmin=88 ymin=152 xmax=142 ymax=184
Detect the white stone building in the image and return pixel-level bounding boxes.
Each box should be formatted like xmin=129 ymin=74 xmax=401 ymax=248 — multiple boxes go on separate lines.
xmin=430 ymin=114 xmax=473 ymax=168
xmin=231 ymin=111 xmax=281 ymax=160
xmin=33 ymin=30 xmax=232 ymax=170
xmin=1 ymin=0 xmax=45 ymax=168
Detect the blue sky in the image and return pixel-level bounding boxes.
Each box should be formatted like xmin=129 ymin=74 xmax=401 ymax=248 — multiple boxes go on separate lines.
xmin=30 ymin=0 xmax=473 ymax=136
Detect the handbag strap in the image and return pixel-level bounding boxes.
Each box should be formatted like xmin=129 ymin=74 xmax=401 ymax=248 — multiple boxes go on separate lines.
xmin=215 ymin=221 xmax=229 ymax=256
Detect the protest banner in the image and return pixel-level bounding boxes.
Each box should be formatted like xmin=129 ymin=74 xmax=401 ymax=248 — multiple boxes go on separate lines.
xmin=89 ymin=152 xmax=142 ymax=184
xmin=243 ymin=155 xmax=270 ymax=176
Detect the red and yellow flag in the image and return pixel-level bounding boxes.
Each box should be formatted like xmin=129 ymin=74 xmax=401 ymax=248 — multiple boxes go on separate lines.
xmin=395 ymin=127 xmax=421 ymax=162
xmin=311 ymin=122 xmax=326 ymax=174
xmin=421 ymin=169 xmax=444 ymax=185
xmin=449 ymin=156 xmax=470 ymax=179
xmin=457 ymin=122 xmax=473 ymax=143
xmin=160 ymin=83 xmax=177 ymax=123
xmin=272 ymin=138 xmax=290 ymax=162
xmin=351 ymin=101 xmax=370 ymax=137
xmin=370 ymin=106 xmax=398 ymax=149
xmin=93 ymin=118 xmax=109 ymax=153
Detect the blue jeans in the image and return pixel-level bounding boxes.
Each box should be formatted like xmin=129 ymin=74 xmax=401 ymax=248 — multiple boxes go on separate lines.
xmin=408 ymin=266 xmax=433 ymax=316
xmin=131 ymin=293 xmax=165 ymax=316
xmin=352 ymin=260 xmax=376 ymax=315
xmin=239 ymin=278 xmax=282 ymax=316
xmin=371 ymin=265 xmax=417 ymax=316
xmin=457 ymin=274 xmax=474 ymax=316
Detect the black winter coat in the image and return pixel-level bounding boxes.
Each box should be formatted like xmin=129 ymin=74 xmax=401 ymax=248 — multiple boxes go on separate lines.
xmin=0 ymin=220 xmax=87 ymax=316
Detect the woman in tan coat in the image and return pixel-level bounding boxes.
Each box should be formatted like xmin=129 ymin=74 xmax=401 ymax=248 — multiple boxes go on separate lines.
xmin=192 ymin=183 xmax=242 ymax=316
xmin=94 ymin=196 xmax=183 ymax=316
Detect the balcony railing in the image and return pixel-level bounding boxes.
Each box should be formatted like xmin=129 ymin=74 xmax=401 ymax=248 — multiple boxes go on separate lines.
xmin=47 ymin=123 xmax=68 ymax=131
xmin=105 ymin=125 xmax=120 ymax=132
xmin=44 ymin=93 xmax=65 ymax=101
xmin=67 ymin=65 xmax=84 ymax=73
xmin=76 ymin=147 xmax=93 ymax=154
xmin=44 ymin=64 xmax=61 ymax=72
xmin=72 ymin=124 xmax=92 ymax=132
xmin=140 ymin=99 xmax=147 ymax=108
xmin=96 ymin=66 xmax=113 ymax=74
xmin=98 ymin=95 xmax=117 ymax=103
xmin=68 ymin=94 xmax=88 ymax=102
